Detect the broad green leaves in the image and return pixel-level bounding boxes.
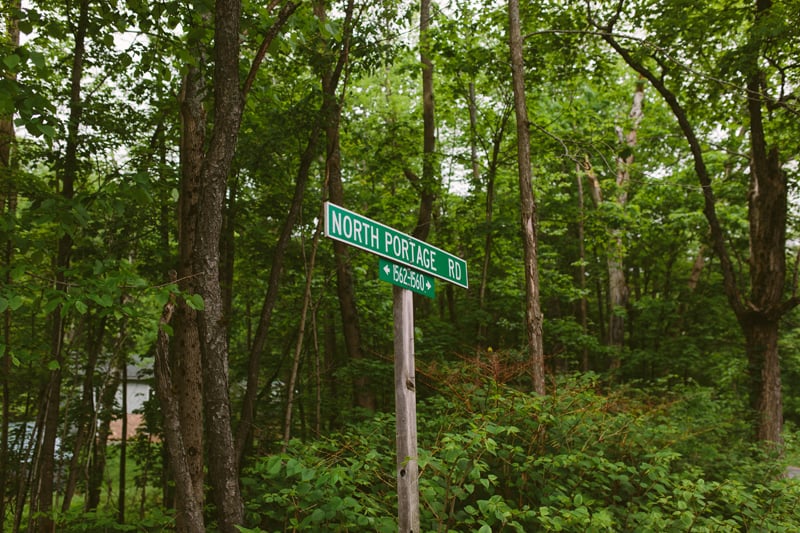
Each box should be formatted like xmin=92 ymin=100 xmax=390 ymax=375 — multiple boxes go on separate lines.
xmin=243 ymin=375 xmax=800 ymax=531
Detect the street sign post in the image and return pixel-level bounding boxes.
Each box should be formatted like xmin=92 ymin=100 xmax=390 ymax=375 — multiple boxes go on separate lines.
xmin=323 ymin=202 xmax=468 ymax=533
xmin=324 ymin=201 xmax=468 ymax=288
xmin=379 ymin=258 xmax=435 ymax=299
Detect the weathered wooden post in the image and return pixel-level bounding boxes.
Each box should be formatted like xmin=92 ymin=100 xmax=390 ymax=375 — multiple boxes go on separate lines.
xmin=394 ymin=286 xmax=419 ymax=532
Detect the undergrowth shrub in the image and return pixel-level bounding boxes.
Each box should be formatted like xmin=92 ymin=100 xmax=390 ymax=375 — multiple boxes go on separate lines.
xmin=241 ymin=373 xmax=800 ymax=532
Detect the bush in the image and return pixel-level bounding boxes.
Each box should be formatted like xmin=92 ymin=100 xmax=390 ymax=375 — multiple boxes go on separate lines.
xmin=241 ymin=374 xmax=800 ymax=532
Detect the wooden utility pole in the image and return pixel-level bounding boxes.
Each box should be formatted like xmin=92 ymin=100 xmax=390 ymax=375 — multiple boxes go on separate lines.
xmin=393 ymin=286 xmax=419 ymax=532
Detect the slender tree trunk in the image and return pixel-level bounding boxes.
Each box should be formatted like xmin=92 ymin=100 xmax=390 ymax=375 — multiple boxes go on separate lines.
xmin=87 ymin=335 xmax=124 ymax=511
xmin=575 ymin=169 xmax=590 ymax=372
xmin=508 ymin=0 xmax=545 ymax=394
xmin=467 ymin=84 xmax=486 ymax=343
xmin=581 ymin=80 xmax=643 ymax=368
xmin=0 ymin=3 xmax=20 ymax=528
xmin=35 ymin=3 xmax=88 ymax=530
xmin=608 ymin=81 xmax=643 ymax=365
xmin=413 ymin=0 xmax=437 ymax=242
xmin=474 ymin=94 xmax=509 ymax=350
xmin=118 ymin=364 xmax=128 ymax=523
xmin=324 ymin=310 xmax=339 ymax=430
xmin=315 ymin=0 xmax=372 ymax=411
xmin=61 ymin=316 xmax=106 ymax=511
xmin=236 ymin=125 xmax=320 ymax=465
xmin=282 ymin=216 xmax=323 ymax=450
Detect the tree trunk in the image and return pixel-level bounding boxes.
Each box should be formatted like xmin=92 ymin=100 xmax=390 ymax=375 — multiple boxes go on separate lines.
xmin=175 ymin=62 xmax=207 ymax=514
xmin=607 ymin=81 xmax=643 ymax=365
xmin=413 ymin=0 xmax=437 ymax=242
xmin=236 ymin=125 xmax=320 ymax=465
xmin=35 ymin=2 xmax=87 ymax=529
xmin=0 ymin=3 xmax=20 ymax=529
xmin=474 ymin=93 xmax=509 ymax=350
xmin=743 ymin=317 xmax=782 ymax=444
xmin=282 ymin=217 xmax=323 ymax=450
xmin=508 ymin=0 xmax=545 ymax=395
xmin=154 ymin=276 xmax=205 ymax=533
xmin=87 ymin=339 xmax=124 ymax=511
xmin=575 ymin=169 xmax=590 ymax=372
xmin=581 ymin=80 xmax=644 ymax=368
xmin=194 ymin=2 xmax=246 ymax=530
xmin=315 ymin=0 xmax=372 ymax=411
xmin=61 ymin=316 xmax=106 ymax=512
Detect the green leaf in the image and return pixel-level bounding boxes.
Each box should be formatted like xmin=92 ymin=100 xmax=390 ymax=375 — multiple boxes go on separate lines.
xmin=90 ymin=293 xmax=114 ymax=307
xmin=3 ymin=54 xmax=21 ymax=70
xmin=74 ymin=300 xmax=88 ymax=314
xmin=186 ymin=293 xmax=205 ymax=310
xmin=8 ymin=295 xmax=23 ymax=310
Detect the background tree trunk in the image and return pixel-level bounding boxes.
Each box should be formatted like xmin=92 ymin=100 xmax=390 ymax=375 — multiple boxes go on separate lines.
xmin=236 ymin=125 xmax=319 ymax=465
xmin=0 ymin=2 xmax=20 ymax=528
xmin=508 ymin=0 xmax=545 ymax=395
xmin=315 ymin=0 xmax=372 ymax=411
xmin=413 ymin=0 xmax=437 ymax=242
xmin=35 ymin=2 xmax=88 ymax=529
xmin=154 ymin=278 xmax=205 ymax=533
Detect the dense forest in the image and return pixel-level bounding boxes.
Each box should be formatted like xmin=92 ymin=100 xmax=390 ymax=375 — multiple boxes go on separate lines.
xmin=2 ymin=0 xmax=800 ymax=531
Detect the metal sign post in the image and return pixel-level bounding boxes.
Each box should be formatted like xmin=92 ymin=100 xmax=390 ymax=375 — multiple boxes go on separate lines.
xmin=323 ymin=202 xmax=467 ymax=531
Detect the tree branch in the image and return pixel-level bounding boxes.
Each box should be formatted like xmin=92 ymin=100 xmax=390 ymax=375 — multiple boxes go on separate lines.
xmin=598 ymin=31 xmax=746 ymax=318
xmin=242 ymin=1 xmax=300 ymax=101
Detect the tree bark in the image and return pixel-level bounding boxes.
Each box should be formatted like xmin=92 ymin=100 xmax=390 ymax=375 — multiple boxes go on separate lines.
xmin=61 ymin=316 xmax=106 ymax=511
xmin=474 ymin=93 xmax=510 ymax=350
xmin=508 ymin=0 xmax=545 ymax=394
xmin=175 ymin=61 xmax=206 ymax=514
xmin=607 ymin=81 xmax=643 ymax=363
xmin=154 ymin=275 xmax=205 ymax=533
xmin=195 ymin=1 xmax=246 ymax=529
xmin=87 ymin=341 xmax=124 ymax=511
xmin=575 ymin=168 xmax=590 ymax=372
xmin=413 ymin=0 xmax=437 ymax=242
xmin=582 ymin=83 xmax=643 ymax=367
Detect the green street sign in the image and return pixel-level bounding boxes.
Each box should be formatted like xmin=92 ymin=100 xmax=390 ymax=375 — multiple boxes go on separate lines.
xmin=379 ymin=258 xmax=435 ymax=299
xmin=324 ymin=202 xmax=468 ymax=288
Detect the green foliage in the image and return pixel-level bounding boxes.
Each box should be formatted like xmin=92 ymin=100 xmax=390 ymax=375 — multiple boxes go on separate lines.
xmin=56 ymin=506 xmax=175 ymax=532
xmin=242 ymin=375 xmax=800 ymax=532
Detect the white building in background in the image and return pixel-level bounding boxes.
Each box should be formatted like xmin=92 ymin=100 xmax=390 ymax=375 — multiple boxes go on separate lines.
xmin=109 ymin=362 xmax=152 ymax=441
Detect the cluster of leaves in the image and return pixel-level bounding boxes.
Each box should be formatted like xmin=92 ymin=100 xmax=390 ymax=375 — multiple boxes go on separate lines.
xmin=241 ymin=373 xmax=800 ymax=532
